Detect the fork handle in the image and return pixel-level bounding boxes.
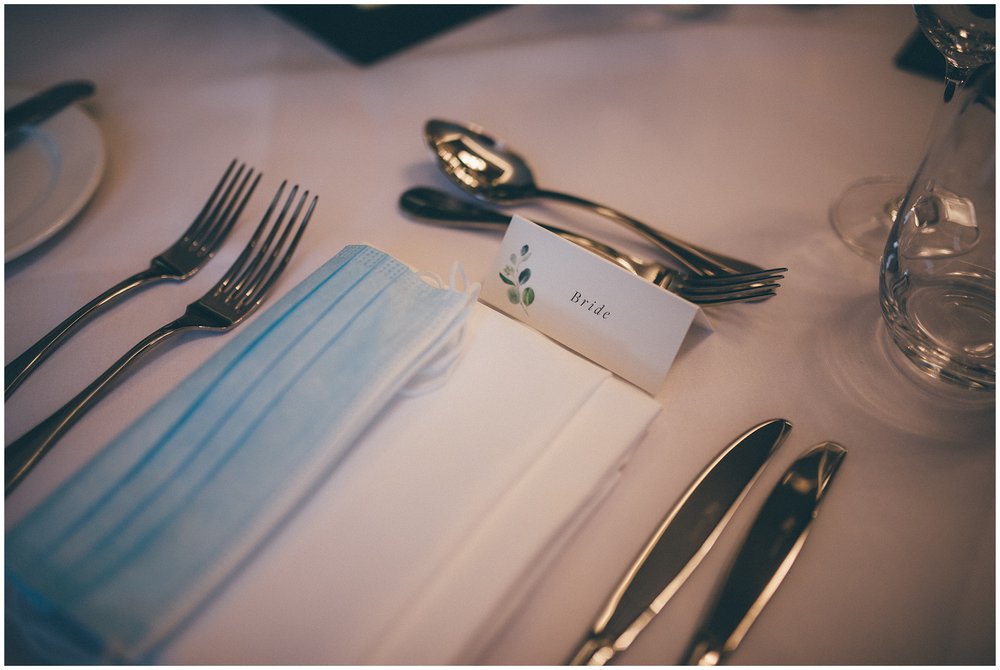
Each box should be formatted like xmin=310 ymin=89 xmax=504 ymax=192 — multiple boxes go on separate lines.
xmin=532 ymin=188 xmax=765 ymax=276
xmin=4 ymin=267 xmax=170 ymax=399
xmin=4 ymin=316 xmax=196 ymax=497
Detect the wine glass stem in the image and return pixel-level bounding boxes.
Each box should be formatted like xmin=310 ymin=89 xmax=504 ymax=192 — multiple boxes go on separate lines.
xmin=941 ymin=63 xmax=971 ymax=102
xmin=925 ymin=63 xmax=973 ymax=152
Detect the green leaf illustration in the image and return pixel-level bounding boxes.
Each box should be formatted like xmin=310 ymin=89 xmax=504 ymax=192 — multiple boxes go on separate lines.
xmin=500 ymin=241 xmax=538 ymax=314
xmin=522 ymin=287 xmax=535 ymax=306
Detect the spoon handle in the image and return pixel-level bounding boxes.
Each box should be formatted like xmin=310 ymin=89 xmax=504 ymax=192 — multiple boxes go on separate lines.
xmin=532 ymin=188 xmax=765 ymax=276
xmin=400 ymin=187 xmax=649 ymax=276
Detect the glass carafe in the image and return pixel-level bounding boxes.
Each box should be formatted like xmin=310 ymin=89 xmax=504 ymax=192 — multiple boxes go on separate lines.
xmin=879 ymin=65 xmax=995 ymax=390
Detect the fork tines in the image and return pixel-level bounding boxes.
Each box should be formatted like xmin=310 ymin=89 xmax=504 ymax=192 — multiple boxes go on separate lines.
xmin=678 ymin=267 xmax=786 ymax=304
xmin=216 ymin=181 xmax=317 ymax=310
xmin=683 ymin=268 xmax=787 ymax=287
xmin=689 ymin=287 xmax=778 ymax=305
xmin=182 ymin=159 xmax=262 ymax=256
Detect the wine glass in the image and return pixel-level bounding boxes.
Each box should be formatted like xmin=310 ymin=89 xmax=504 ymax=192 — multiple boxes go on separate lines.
xmin=829 ymin=5 xmax=995 ymax=260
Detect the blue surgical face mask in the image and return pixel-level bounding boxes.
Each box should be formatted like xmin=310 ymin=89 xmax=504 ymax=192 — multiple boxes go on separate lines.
xmin=6 ymin=245 xmax=478 ymax=663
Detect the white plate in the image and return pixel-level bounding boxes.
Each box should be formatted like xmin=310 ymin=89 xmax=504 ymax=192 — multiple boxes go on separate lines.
xmin=5 ymin=87 xmax=106 ymax=261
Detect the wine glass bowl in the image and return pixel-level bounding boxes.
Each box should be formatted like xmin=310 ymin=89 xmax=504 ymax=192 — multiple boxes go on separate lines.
xmin=915 ymin=4 xmax=995 ymax=76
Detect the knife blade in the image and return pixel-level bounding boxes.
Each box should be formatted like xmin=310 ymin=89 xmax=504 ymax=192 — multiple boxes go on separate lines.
xmin=5 ymin=80 xmax=95 ymax=135
xmin=681 ymin=441 xmax=847 ymax=666
xmin=567 ymin=418 xmax=792 ymax=666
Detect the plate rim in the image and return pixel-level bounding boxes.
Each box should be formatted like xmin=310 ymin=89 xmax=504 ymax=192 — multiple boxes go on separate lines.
xmin=5 ymin=87 xmax=107 ymax=262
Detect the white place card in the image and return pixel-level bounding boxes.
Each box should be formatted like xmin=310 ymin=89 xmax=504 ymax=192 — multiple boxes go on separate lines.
xmin=479 ymin=216 xmax=711 ymax=394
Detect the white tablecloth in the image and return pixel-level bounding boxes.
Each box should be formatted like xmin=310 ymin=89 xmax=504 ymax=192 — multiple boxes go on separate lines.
xmin=5 ymin=5 xmax=994 ymax=664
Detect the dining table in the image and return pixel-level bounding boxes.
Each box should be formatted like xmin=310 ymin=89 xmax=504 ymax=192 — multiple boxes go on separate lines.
xmin=4 ymin=4 xmax=995 ymax=666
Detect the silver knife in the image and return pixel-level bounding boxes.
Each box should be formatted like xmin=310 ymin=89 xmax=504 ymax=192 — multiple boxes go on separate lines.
xmin=568 ymin=418 xmax=792 ymax=666
xmin=5 ymin=80 xmax=95 ymax=135
xmin=681 ymin=441 xmax=847 ymax=666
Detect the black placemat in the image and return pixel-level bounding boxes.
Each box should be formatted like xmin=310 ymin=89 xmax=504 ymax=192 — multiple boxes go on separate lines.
xmin=895 ymin=28 xmax=947 ymax=80
xmin=269 ymin=5 xmax=507 ymax=66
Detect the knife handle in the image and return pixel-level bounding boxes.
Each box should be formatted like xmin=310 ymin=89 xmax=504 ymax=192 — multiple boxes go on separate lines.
xmin=5 ymin=80 xmax=95 ymax=133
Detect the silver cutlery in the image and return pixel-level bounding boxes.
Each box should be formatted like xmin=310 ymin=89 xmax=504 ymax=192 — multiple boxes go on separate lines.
xmin=424 ymin=119 xmax=768 ymax=277
xmin=5 ymin=181 xmax=317 ymax=496
xmin=400 ymin=187 xmax=784 ymax=305
xmin=4 ymin=160 xmax=259 ymax=399
xmin=682 ymin=441 xmax=847 ymax=665
xmin=5 ymin=80 xmax=96 ymax=136
xmin=568 ymin=419 xmax=792 ymax=666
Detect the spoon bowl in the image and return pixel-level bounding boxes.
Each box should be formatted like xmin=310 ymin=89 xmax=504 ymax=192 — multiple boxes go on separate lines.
xmin=424 ymin=119 xmax=538 ymax=201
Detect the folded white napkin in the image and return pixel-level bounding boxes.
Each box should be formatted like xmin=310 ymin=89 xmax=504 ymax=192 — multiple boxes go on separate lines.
xmin=161 ymin=303 xmax=660 ymax=664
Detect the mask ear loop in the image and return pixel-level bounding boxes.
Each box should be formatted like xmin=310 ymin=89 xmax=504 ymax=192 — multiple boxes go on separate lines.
xmin=451 ymin=262 xmax=481 ymax=301
xmin=403 ymin=264 xmax=480 ymax=397
xmin=415 ymin=263 xmax=481 ymax=301
xmin=415 ymin=270 xmax=444 ymax=288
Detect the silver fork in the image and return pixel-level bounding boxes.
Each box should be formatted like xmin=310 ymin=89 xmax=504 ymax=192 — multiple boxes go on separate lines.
xmin=5 ymin=181 xmax=318 ymax=496
xmin=5 ymin=160 xmax=260 ymax=399
xmin=399 ymin=187 xmax=784 ymax=305
xmin=552 ymin=224 xmax=783 ymax=304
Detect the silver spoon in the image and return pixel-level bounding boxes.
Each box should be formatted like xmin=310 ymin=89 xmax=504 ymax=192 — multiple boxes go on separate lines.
xmin=424 ymin=119 xmax=767 ymax=277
